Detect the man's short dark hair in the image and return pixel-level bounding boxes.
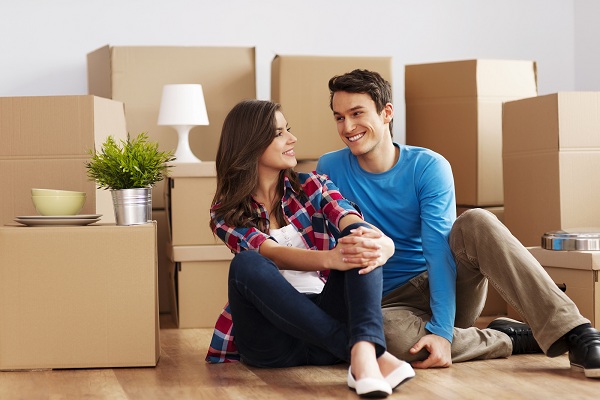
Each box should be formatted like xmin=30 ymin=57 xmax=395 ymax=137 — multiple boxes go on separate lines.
xmin=328 ymin=69 xmax=393 ymax=135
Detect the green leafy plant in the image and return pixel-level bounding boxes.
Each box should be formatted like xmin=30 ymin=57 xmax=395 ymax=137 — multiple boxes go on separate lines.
xmin=86 ymin=132 xmax=176 ymax=190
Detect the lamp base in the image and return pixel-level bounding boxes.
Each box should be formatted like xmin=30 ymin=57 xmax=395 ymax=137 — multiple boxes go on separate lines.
xmin=172 ymin=126 xmax=201 ymax=163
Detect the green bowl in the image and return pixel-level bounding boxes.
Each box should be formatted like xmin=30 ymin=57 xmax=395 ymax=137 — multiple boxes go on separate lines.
xmin=31 ymin=195 xmax=86 ymax=216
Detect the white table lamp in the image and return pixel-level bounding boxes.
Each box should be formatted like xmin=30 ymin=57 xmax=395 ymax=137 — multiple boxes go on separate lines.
xmin=157 ymin=84 xmax=209 ymax=163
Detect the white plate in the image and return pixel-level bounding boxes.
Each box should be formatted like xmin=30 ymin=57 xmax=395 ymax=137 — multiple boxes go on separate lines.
xmin=16 ymin=214 xmax=102 ymax=220
xmin=14 ymin=218 xmax=101 ymax=227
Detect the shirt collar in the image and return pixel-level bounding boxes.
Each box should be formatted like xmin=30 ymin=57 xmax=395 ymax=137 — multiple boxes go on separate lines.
xmin=283 ymin=174 xmax=298 ymax=195
xmin=249 ymin=173 xmax=297 ymax=206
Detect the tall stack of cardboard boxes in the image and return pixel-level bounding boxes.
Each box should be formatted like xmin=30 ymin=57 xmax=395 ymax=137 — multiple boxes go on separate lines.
xmin=164 ymin=162 xmax=233 ymax=328
xmin=503 ymin=92 xmax=600 ymax=246
xmin=0 ymin=95 xmax=161 ymax=369
xmin=87 ymin=45 xmax=256 ymax=320
xmin=405 ymin=59 xmax=538 ymax=316
xmin=503 ymin=93 xmax=600 ymax=326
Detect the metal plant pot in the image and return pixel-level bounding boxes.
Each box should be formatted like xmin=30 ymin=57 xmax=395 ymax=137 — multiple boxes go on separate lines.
xmin=111 ymin=188 xmax=152 ymax=226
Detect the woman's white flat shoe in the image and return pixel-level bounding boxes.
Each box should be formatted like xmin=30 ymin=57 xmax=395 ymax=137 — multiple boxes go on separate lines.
xmin=347 ymin=367 xmax=392 ymax=398
xmin=385 ymin=361 xmax=415 ymax=390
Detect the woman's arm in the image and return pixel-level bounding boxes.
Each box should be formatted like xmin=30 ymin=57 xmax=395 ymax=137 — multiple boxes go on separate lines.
xmin=337 ymin=213 xmax=395 ymax=275
xmin=259 ymin=213 xmax=393 ymax=274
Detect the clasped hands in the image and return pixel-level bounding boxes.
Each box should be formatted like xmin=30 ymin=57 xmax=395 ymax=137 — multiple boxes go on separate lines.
xmin=334 ymin=226 xmax=394 ymax=274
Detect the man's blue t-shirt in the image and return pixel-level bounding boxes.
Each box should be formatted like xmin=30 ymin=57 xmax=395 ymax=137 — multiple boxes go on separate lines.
xmin=317 ymin=144 xmax=457 ymax=342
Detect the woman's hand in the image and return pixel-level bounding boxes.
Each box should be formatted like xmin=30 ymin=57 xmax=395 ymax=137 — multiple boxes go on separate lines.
xmin=334 ymin=226 xmax=394 ymax=274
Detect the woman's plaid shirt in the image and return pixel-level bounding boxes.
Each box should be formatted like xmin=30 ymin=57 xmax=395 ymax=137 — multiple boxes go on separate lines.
xmin=205 ymin=172 xmax=361 ymax=363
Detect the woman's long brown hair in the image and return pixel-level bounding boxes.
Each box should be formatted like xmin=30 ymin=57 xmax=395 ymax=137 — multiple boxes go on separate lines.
xmin=210 ymin=99 xmax=303 ymax=233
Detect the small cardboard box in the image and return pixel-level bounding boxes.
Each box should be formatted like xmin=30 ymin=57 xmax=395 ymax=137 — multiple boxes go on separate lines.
xmin=165 ymin=162 xmax=218 ymax=246
xmin=271 ymin=55 xmax=392 ymax=160
xmin=0 ymin=95 xmax=127 ymax=226
xmin=507 ymin=247 xmax=599 ymax=328
xmin=0 ymin=223 xmax=159 ymax=370
xmin=87 ymin=45 xmax=256 ymax=208
xmin=503 ymin=92 xmax=600 ymax=246
xmin=168 ymin=245 xmax=233 ymax=328
xmin=406 ymin=59 xmax=538 ymax=206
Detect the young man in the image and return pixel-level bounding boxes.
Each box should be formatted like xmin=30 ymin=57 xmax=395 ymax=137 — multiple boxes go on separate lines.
xmin=316 ymin=69 xmax=600 ymax=378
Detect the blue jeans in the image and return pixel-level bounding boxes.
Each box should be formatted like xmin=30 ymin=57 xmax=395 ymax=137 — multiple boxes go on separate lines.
xmin=228 ymin=222 xmax=386 ymax=367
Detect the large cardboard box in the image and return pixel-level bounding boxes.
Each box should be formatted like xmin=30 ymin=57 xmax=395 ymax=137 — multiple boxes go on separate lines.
xmin=0 ymin=223 xmax=159 ymax=370
xmin=503 ymin=92 xmax=600 ymax=247
xmin=508 ymin=247 xmax=599 ymax=328
xmin=87 ymin=45 xmax=257 ymax=208
xmin=405 ymin=60 xmax=538 ymax=206
xmin=168 ymin=245 xmax=232 ymax=328
xmin=0 ymin=95 xmax=126 ymax=226
xmin=271 ymin=55 xmax=392 ymax=160
xmin=165 ymin=162 xmax=219 ymax=246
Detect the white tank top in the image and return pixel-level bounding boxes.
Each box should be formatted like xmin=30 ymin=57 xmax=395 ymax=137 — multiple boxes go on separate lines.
xmin=269 ymin=224 xmax=325 ymax=294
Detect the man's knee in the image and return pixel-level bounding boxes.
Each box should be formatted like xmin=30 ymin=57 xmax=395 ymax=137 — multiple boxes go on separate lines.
xmin=382 ymin=308 xmax=430 ymax=362
xmin=454 ymin=208 xmax=496 ymax=230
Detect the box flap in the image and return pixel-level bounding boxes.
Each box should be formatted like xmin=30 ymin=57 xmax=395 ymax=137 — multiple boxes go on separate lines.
xmin=0 ymin=95 xmax=97 ymax=157
xmin=87 ymin=45 xmax=112 ymax=99
xmin=503 ymin=94 xmax=559 ymax=155
xmin=406 ymin=59 xmax=537 ymax=99
xmin=476 ymin=60 xmax=538 ymax=98
xmin=557 ymin=92 xmax=600 ymax=149
xmin=504 ymin=92 xmax=600 ymax=155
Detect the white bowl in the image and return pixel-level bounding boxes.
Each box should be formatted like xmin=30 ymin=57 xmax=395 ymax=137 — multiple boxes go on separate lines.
xmin=32 ymin=195 xmax=86 ymax=216
xmin=31 ymin=188 xmax=86 ymax=197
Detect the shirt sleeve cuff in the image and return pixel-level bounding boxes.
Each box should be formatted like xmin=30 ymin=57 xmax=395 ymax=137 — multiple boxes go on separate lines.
xmin=425 ymin=321 xmax=454 ymax=343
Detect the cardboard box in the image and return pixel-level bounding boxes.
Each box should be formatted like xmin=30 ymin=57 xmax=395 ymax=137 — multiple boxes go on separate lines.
xmin=271 ymin=55 xmax=392 ymax=160
xmin=0 ymin=95 xmax=126 ymax=226
xmin=503 ymin=92 xmax=600 ymax=246
xmin=165 ymin=162 xmax=218 ymax=246
xmin=87 ymin=45 xmax=257 ymax=208
xmin=168 ymin=245 xmax=233 ymax=328
xmin=405 ymin=60 xmax=538 ymax=206
xmin=0 ymin=223 xmax=159 ymax=370
xmin=508 ymin=247 xmax=599 ymax=328
xmin=295 ymin=160 xmax=318 ymax=174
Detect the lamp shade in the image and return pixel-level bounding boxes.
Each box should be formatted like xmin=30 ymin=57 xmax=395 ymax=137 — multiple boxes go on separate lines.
xmin=157 ymin=84 xmax=209 ymax=126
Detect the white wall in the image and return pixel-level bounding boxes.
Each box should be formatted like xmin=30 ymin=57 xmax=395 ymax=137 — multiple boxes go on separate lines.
xmin=0 ymin=0 xmax=581 ymax=143
xmin=574 ymin=0 xmax=600 ymax=90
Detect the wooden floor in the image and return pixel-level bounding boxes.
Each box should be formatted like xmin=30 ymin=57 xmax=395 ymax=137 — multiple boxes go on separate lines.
xmin=1 ymin=316 xmax=598 ymax=400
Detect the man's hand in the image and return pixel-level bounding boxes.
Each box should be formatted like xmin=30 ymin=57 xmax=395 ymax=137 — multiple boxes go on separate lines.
xmin=409 ymin=334 xmax=452 ymax=369
xmin=337 ymin=226 xmax=394 ymax=274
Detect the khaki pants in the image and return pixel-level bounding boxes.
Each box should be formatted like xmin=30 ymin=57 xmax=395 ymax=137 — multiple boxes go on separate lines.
xmin=382 ymin=208 xmax=589 ymax=362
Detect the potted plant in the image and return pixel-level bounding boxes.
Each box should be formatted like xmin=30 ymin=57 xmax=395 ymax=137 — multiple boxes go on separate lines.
xmin=86 ymin=132 xmax=175 ymax=225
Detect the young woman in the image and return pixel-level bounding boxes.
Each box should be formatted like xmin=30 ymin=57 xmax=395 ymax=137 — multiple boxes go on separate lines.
xmin=205 ymin=99 xmax=414 ymax=398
